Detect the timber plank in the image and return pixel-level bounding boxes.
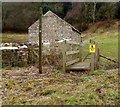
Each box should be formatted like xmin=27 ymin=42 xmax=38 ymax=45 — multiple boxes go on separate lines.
xmin=66 ymin=58 xmax=80 ymax=66
xmin=67 ymin=62 xmax=90 ymax=70
xmin=66 ymin=50 xmax=79 ymax=55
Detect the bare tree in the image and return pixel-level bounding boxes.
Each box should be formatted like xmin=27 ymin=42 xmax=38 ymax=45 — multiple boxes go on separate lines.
xmin=93 ymin=0 xmax=97 ymax=23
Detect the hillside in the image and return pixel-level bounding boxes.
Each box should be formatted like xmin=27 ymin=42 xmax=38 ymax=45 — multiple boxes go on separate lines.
xmin=82 ymin=19 xmax=119 ymax=35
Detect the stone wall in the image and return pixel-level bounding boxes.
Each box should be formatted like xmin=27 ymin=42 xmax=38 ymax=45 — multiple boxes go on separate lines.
xmin=2 ymin=50 xmax=28 ymax=67
xmin=28 ymin=11 xmax=81 ymax=45
xmin=28 ymin=20 xmax=39 ymax=45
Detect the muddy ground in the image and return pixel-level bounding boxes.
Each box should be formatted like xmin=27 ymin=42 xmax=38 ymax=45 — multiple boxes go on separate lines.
xmin=2 ymin=66 xmax=119 ymax=105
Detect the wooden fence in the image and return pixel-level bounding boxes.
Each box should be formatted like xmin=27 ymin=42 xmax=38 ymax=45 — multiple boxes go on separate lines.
xmin=1 ymin=40 xmax=99 ymax=72
xmin=62 ymin=40 xmax=82 ymax=72
xmin=62 ymin=40 xmax=100 ymax=72
xmin=28 ymin=43 xmax=63 ymax=69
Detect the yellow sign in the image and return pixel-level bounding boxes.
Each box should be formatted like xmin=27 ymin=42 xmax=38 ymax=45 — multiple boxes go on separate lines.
xmin=89 ymin=44 xmax=96 ymax=53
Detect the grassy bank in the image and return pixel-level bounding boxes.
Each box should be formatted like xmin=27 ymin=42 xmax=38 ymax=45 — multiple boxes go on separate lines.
xmin=83 ymin=31 xmax=118 ymax=69
xmin=84 ymin=32 xmax=118 ymax=59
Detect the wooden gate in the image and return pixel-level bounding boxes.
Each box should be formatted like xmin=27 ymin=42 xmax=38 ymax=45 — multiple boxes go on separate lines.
xmin=62 ymin=39 xmax=100 ymax=72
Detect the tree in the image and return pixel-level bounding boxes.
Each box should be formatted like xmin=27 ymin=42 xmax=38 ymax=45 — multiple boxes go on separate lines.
xmin=93 ymin=0 xmax=97 ymax=23
xmin=115 ymin=2 xmax=120 ymax=19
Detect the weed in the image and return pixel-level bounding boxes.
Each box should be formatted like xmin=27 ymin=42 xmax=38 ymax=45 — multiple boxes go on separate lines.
xmin=3 ymin=72 xmax=10 ymax=76
xmin=89 ymin=94 xmax=99 ymax=99
xmin=85 ymin=82 xmax=98 ymax=88
xmin=90 ymin=70 xmax=105 ymax=75
xmin=63 ymin=79 xmax=73 ymax=83
xmin=41 ymin=89 xmax=56 ymax=96
xmin=108 ymin=91 xmax=118 ymax=98
xmin=65 ymin=96 xmax=78 ymax=105
xmin=51 ymin=70 xmax=62 ymax=76
xmin=103 ymin=82 xmax=110 ymax=87
xmin=79 ymin=75 xmax=91 ymax=82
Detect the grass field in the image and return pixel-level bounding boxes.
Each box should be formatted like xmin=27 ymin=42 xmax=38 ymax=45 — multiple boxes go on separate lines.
xmin=83 ymin=30 xmax=118 ymax=69
xmin=84 ymin=31 xmax=118 ymax=60
xmin=2 ymin=33 xmax=28 ymax=42
xmin=83 ymin=20 xmax=118 ymax=60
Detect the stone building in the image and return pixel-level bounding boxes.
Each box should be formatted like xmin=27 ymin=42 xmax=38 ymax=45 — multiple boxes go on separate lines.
xmin=28 ymin=10 xmax=81 ymax=45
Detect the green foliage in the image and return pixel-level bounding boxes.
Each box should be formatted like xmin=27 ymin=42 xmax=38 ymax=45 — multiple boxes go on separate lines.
xmin=41 ymin=89 xmax=56 ymax=96
xmin=85 ymin=82 xmax=98 ymax=88
xmin=51 ymin=70 xmax=62 ymax=76
xmin=108 ymin=91 xmax=118 ymax=98
xmin=90 ymin=70 xmax=105 ymax=75
xmin=65 ymin=96 xmax=78 ymax=105
xmin=79 ymin=75 xmax=91 ymax=82
xmin=89 ymin=94 xmax=98 ymax=99
xmin=3 ymin=72 xmax=10 ymax=76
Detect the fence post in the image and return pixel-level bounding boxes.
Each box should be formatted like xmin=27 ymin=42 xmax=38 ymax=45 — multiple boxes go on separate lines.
xmin=96 ymin=47 xmax=100 ymax=69
xmin=28 ymin=46 xmax=34 ymax=64
xmin=94 ymin=42 xmax=98 ymax=70
xmin=62 ymin=40 xmax=66 ymax=73
xmin=90 ymin=40 xmax=95 ymax=71
xmin=79 ymin=43 xmax=82 ymax=62
xmin=39 ymin=7 xmax=42 ymax=74
xmin=91 ymin=53 xmax=95 ymax=71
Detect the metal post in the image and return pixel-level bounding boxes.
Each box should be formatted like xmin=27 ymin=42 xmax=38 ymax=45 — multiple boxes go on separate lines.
xmin=39 ymin=7 xmax=42 ymax=74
